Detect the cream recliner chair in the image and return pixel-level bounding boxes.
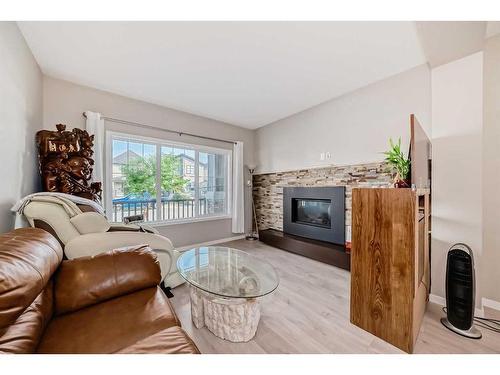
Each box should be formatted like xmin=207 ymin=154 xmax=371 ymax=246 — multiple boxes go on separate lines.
xmin=16 ymin=194 xmax=184 ymax=289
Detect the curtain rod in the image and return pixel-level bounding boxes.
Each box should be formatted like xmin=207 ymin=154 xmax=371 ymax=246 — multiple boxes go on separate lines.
xmin=82 ymin=112 xmax=237 ymax=145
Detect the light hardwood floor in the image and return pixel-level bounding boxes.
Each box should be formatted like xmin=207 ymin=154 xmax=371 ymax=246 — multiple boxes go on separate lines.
xmin=170 ymin=240 xmax=500 ymax=354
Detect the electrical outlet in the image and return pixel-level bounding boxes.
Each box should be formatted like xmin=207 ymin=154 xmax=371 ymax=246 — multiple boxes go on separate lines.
xmin=325 ymin=152 xmax=331 ymax=160
xmin=320 ymin=152 xmax=325 ymax=161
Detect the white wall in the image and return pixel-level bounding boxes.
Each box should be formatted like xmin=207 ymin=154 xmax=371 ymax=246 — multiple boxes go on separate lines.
xmin=43 ymin=76 xmax=255 ymax=247
xmin=0 ymin=23 xmax=43 ymax=232
xmin=255 ymin=64 xmax=431 ymax=174
xmin=481 ymin=35 xmax=500 ymax=304
xmin=431 ymin=52 xmax=484 ymax=303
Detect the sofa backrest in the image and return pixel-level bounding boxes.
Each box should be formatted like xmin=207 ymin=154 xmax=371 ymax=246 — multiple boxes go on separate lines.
xmin=0 ymin=228 xmax=63 ymax=353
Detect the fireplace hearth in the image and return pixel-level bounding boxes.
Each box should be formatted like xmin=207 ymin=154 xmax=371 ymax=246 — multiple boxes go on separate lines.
xmin=283 ymin=186 xmax=345 ymax=245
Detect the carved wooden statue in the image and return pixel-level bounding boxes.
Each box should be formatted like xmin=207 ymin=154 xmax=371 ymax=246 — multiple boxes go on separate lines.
xmin=36 ymin=124 xmax=102 ymax=202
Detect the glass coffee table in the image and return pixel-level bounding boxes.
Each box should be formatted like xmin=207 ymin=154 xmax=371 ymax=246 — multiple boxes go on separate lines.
xmin=177 ymin=246 xmax=279 ymax=342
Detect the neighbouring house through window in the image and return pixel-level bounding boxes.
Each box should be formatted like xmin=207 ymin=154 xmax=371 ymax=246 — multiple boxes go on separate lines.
xmin=106 ymin=131 xmax=231 ymax=224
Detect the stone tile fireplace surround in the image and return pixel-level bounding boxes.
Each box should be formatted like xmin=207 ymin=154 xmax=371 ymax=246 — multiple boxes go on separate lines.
xmin=252 ymin=162 xmax=393 ymax=243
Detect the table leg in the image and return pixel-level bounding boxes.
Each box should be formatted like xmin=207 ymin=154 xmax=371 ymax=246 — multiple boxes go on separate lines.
xmin=203 ymin=297 xmax=260 ymax=342
xmin=189 ymin=287 xmax=261 ymax=342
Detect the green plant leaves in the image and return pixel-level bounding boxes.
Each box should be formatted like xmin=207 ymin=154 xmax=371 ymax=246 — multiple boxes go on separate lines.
xmin=382 ymin=137 xmax=410 ymax=180
xmin=122 ymin=154 xmax=190 ymax=196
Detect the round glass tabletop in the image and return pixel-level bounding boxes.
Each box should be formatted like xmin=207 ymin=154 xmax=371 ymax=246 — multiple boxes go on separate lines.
xmin=177 ymin=246 xmax=279 ymax=299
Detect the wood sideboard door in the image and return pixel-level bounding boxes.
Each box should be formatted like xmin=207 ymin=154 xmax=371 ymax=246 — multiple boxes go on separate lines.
xmin=350 ymin=188 xmax=427 ymax=353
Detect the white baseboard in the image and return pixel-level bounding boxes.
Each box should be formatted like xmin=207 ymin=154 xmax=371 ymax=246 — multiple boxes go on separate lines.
xmin=175 ymin=235 xmax=246 ymax=252
xmin=429 ymin=294 xmax=484 ymax=317
xmin=482 ymin=298 xmax=500 ymax=312
xmin=429 ymin=294 xmax=500 ymax=316
xmin=429 ymin=294 xmax=446 ymax=306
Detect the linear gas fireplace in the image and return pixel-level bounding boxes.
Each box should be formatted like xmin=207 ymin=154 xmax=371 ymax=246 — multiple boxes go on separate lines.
xmin=292 ymin=198 xmax=332 ymax=228
xmin=283 ymin=186 xmax=345 ymax=245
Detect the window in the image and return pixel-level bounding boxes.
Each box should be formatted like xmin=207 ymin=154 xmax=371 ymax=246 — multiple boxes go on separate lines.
xmin=185 ymin=164 xmax=194 ymax=175
xmin=106 ymin=132 xmax=231 ymax=224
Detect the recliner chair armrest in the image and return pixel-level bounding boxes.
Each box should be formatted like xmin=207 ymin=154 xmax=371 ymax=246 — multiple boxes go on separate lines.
xmin=54 ymin=245 xmax=161 ymax=315
xmin=108 ymin=223 xmax=159 ymax=234
xmin=107 ymin=224 xmax=142 ymax=232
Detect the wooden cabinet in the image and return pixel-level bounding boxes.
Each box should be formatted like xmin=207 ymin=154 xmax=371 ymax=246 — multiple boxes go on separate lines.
xmin=350 ymin=188 xmax=430 ymax=353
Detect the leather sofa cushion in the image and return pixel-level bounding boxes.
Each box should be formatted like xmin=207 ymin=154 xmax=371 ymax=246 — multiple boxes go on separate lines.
xmin=54 ymin=246 xmax=161 ymax=315
xmin=115 ymin=326 xmax=200 ymax=354
xmin=0 ymin=281 xmax=53 ymax=353
xmin=37 ymin=287 xmax=180 ymax=353
xmin=0 ymin=228 xmax=62 ymax=330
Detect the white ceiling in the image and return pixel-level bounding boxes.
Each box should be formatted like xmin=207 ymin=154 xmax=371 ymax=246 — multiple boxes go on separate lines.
xmin=416 ymin=21 xmax=492 ymax=68
xmin=19 ymin=22 xmax=427 ymax=129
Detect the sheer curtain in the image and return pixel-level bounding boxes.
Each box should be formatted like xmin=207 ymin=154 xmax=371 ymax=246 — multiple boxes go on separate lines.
xmin=84 ymin=111 xmax=105 ymax=201
xmin=231 ymin=141 xmax=245 ymax=234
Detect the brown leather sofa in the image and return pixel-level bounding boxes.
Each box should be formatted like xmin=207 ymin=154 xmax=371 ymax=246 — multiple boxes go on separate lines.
xmin=0 ymin=228 xmax=199 ymax=354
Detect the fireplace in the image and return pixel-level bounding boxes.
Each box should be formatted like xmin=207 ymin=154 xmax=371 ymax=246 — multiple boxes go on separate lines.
xmin=283 ymin=186 xmax=345 ymax=245
xmin=292 ymin=198 xmax=331 ymax=228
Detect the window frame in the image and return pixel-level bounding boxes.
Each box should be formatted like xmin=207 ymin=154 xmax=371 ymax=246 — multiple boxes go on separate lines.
xmin=105 ymin=130 xmax=233 ymax=226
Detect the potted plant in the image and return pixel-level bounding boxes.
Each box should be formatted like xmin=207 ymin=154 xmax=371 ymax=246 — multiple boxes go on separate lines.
xmin=383 ymin=138 xmax=410 ymax=188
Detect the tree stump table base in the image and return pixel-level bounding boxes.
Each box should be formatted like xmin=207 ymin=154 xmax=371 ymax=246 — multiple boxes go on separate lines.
xmin=190 ymin=287 xmax=260 ymax=342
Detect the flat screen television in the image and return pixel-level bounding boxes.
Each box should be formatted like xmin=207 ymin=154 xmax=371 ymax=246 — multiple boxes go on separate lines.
xmin=409 ymin=114 xmax=431 ymax=189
